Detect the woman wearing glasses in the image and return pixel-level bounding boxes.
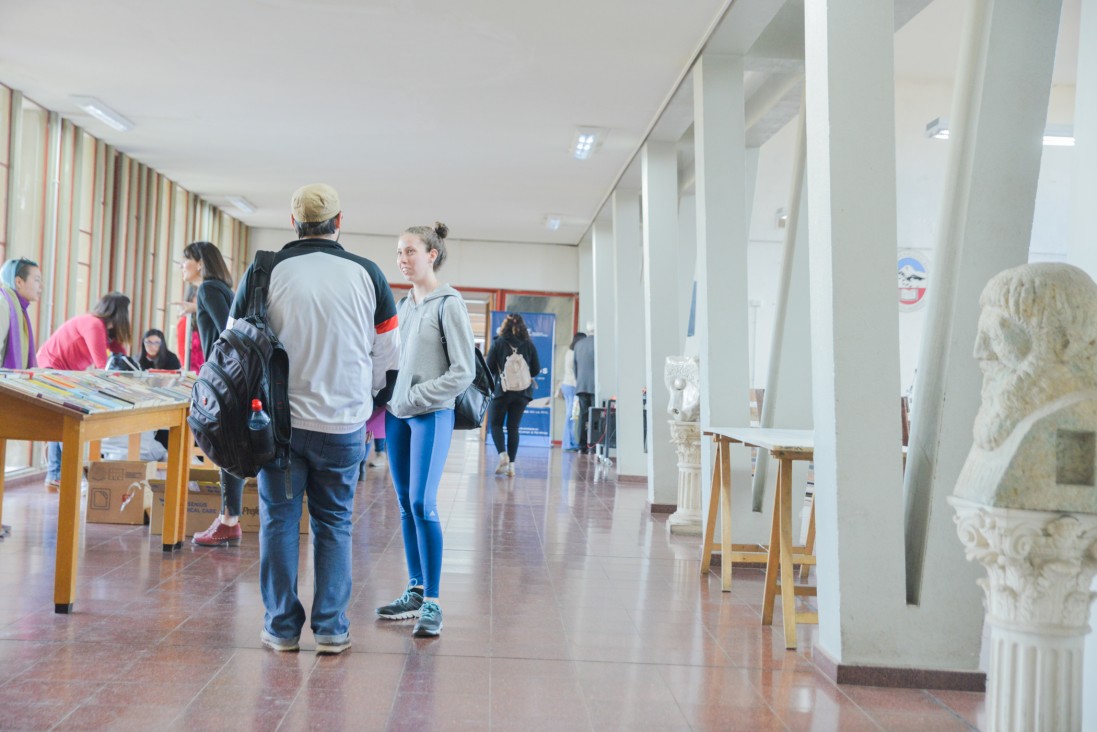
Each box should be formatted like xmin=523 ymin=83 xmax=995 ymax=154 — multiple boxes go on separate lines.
xmin=0 ymin=257 xmax=43 ymax=370
xmin=138 ymin=329 xmax=181 ymax=371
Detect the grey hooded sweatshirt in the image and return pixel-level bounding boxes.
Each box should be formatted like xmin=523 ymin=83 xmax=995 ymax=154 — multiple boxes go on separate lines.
xmin=387 ymin=285 xmax=476 ymax=419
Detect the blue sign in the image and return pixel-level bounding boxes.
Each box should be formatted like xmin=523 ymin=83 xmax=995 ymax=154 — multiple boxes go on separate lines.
xmin=489 ymin=311 xmax=556 ymax=448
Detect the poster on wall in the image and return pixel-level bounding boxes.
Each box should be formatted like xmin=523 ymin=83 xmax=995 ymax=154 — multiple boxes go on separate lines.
xmin=898 ymin=251 xmax=930 ymax=312
xmin=488 ymin=310 xmax=555 ymax=448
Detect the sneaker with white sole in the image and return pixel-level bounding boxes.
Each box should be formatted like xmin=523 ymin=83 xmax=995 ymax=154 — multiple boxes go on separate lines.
xmin=367 ymin=452 xmax=387 ymax=469
xmin=376 ymin=586 xmax=424 ymax=620
xmin=494 ymin=453 xmax=509 ymax=475
xmin=413 ymin=601 xmax=443 ymax=637
xmin=316 ymin=638 xmax=352 ymax=655
xmin=506 ymin=462 xmax=516 ymax=477
xmin=260 ymin=629 xmax=299 ymax=652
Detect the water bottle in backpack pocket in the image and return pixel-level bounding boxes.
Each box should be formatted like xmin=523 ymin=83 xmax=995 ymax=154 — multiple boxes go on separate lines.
xmin=248 ymin=398 xmax=275 ymax=460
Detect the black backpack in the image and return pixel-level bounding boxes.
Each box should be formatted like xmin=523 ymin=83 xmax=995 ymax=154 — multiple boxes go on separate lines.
xmin=187 ymin=251 xmax=290 ymax=479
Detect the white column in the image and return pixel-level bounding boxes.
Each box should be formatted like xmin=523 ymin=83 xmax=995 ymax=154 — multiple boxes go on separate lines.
xmin=641 ymin=141 xmax=681 ymax=505
xmin=578 ymin=232 xmax=594 ymax=340
xmin=899 ymin=0 xmax=1065 ymax=669
xmin=693 ymin=53 xmax=759 ymax=544
xmin=803 ymin=0 xmax=906 ymax=660
xmin=678 ymin=194 xmax=697 ymax=355
xmin=591 ymin=219 xmax=616 ymax=407
xmin=951 ymin=500 xmax=1097 ymax=732
xmin=613 ymin=190 xmax=646 ymax=477
xmin=1070 ymin=0 xmax=1097 ymax=277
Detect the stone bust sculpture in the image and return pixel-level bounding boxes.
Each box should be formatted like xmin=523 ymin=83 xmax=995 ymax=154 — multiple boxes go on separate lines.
xmin=665 ymin=355 xmax=700 ymax=422
xmin=955 ymin=263 xmax=1097 ymax=512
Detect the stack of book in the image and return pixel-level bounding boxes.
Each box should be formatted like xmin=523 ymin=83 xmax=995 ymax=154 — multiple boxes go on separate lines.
xmin=0 ymin=369 xmax=193 ymax=414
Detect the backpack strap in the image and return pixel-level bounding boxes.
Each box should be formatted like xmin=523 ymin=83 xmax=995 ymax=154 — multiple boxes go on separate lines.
xmin=247 ymin=251 xmax=277 ymax=320
xmin=437 ymin=295 xmax=451 ymax=366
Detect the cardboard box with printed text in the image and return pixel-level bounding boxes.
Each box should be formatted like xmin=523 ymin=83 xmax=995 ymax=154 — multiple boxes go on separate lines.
xmin=85 ymin=461 xmax=155 ymax=525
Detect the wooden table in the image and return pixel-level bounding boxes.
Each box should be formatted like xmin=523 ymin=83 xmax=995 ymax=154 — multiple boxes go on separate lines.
xmin=0 ymin=383 xmax=192 ymax=613
xmin=700 ymin=427 xmax=816 ymax=648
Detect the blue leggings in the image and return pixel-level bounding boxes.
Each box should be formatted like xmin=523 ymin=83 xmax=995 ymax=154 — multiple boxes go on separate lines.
xmin=385 ymin=409 xmax=454 ymax=598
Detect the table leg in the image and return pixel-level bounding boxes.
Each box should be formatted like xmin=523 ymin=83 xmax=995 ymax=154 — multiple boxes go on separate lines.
xmin=761 ymin=466 xmax=782 ymax=626
xmin=699 ymin=439 xmax=722 ymax=575
xmin=54 ymin=420 xmax=85 ymax=613
xmin=776 ymin=458 xmax=798 ymax=648
xmin=718 ymin=440 xmax=733 ymax=591
xmin=0 ymin=439 xmax=8 ymax=536
xmin=161 ymin=415 xmax=189 ymax=550
xmin=127 ymin=433 xmax=141 ymax=460
xmin=799 ymin=495 xmax=816 ymax=582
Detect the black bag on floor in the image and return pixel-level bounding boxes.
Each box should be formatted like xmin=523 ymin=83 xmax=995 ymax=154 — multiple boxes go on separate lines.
xmin=188 ymin=251 xmax=290 ymax=478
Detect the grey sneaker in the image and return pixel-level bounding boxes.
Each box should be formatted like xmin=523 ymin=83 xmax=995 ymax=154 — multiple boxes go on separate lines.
xmin=376 ymin=586 xmax=424 ymax=620
xmin=316 ymin=638 xmax=352 ymax=655
xmin=260 ymin=629 xmax=299 ymax=652
xmin=413 ymin=600 xmax=443 ymax=637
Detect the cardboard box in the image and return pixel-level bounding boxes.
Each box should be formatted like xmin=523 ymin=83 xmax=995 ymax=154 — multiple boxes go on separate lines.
xmin=149 ymin=474 xmax=308 ymax=535
xmin=85 ymin=461 xmax=155 ymax=525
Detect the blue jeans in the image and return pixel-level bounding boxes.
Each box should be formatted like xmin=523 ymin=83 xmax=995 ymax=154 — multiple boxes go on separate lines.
xmin=385 ymin=409 xmax=454 ymax=598
xmin=560 ymin=384 xmax=577 ymax=450
xmin=47 ymin=441 xmax=62 ymax=481
xmin=256 ymin=426 xmax=365 ymax=644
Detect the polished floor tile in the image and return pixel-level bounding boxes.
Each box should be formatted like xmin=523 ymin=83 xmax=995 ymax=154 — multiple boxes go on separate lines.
xmin=0 ymin=434 xmax=984 ymax=730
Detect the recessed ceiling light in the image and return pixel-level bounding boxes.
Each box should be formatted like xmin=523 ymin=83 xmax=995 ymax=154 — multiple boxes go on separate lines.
xmin=543 ymin=214 xmax=562 ymax=231
xmin=570 ymin=126 xmax=605 ymax=160
xmin=227 ymin=196 xmax=255 ymax=214
xmin=70 ymin=95 xmax=134 ymax=132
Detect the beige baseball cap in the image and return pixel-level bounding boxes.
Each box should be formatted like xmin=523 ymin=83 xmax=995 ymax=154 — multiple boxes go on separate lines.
xmin=291 ymin=183 xmax=341 ymax=223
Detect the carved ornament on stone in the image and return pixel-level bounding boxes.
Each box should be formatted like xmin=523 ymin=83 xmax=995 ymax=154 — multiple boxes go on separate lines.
xmin=951 ymin=500 xmax=1097 ymax=631
xmin=665 ymin=355 xmax=700 ymax=423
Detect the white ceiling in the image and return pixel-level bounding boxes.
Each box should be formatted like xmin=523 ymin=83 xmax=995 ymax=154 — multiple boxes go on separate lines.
xmin=0 ymin=0 xmax=1081 ymax=246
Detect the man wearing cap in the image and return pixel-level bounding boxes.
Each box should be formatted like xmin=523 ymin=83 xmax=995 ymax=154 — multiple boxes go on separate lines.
xmin=230 ymin=183 xmax=400 ymax=654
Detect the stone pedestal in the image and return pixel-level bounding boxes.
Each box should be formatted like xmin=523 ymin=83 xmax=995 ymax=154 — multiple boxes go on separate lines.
xmin=950 ymin=498 xmax=1097 ymax=732
xmin=667 ymin=420 xmax=702 ymax=535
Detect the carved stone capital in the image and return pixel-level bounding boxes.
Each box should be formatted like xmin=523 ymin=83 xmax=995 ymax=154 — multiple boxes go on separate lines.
xmin=667 ymin=420 xmax=701 ymax=463
xmin=949 ymin=498 xmax=1097 ymax=632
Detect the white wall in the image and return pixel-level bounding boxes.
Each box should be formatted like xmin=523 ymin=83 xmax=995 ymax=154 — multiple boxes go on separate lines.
xmin=743 ymin=80 xmax=1077 ymax=395
xmin=250 ymin=228 xmax=580 ymax=293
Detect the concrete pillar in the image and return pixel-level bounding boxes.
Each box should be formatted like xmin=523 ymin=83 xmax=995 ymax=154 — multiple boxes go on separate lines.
xmin=591 ymin=219 xmax=616 ymax=407
xmin=803 ymin=0 xmax=906 ymax=660
xmin=612 ymin=189 xmax=646 ymax=478
xmin=578 ymin=232 xmax=594 ymax=341
xmin=641 ymin=141 xmax=681 ymax=505
xmin=693 ymin=53 xmax=759 ymax=543
xmin=678 ymin=194 xmax=697 ymax=355
xmin=898 ymin=0 xmax=1065 ymax=670
xmin=1070 ymin=0 xmax=1097 ymax=277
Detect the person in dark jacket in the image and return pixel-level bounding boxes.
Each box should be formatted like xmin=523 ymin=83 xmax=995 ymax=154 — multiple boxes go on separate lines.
xmin=486 ymin=313 xmax=540 ymax=477
xmin=177 ymin=240 xmax=246 ymax=547
xmin=138 ymin=328 xmax=181 ymax=371
xmin=572 ymin=325 xmax=596 ymax=453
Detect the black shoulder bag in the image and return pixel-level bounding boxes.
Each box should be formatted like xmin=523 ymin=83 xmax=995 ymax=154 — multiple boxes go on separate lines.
xmin=438 ymin=296 xmax=494 ymax=430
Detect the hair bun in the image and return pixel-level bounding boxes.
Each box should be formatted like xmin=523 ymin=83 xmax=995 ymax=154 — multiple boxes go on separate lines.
xmin=433 ymin=222 xmax=449 ymax=240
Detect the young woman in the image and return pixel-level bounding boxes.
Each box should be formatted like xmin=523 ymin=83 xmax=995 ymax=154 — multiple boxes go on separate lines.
xmin=487 ymin=313 xmax=540 ymax=476
xmin=177 ymin=240 xmax=246 ymax=547
xmin=36 ymin=291 xmax=132 ymax=491
xmin=138 ymin=328 xmax=182 ymax=370
xmin=557 ymin=331 xmax=585 ymax=452
xmin=378 ymin=222 xmax=474 ymax=638
xmin=0 ymin=257 xmax=43 ymax=369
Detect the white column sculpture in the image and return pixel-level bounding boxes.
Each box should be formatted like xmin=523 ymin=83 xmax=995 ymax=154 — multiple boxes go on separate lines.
xmin=950 ymin=263 xmax=1097 ymax=732
xmin=666 ymin=356 xmax=702 ymax=535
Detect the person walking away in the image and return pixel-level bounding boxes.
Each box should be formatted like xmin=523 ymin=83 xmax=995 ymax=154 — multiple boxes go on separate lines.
xmin=556 ymin=331 xmax=585 ymax=452
xmin=378 ymin=222 xmax=474 ymax=638
xmin=487 ymin=313 xmax=540 ymax=476
xmin=233 ymin=183 xmax=398 ymax=654
xmin=177 ymin=241 xmax=248 ymax=547
xmin=36 ymin=292 xmax=131 ymax=491
xmin=572 ymin=325 xmax=596 ymax=453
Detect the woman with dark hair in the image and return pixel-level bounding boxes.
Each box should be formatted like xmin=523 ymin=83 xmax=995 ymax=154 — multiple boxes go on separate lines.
xmin=177 ymin=240 xmax=246 ymax=547
xmin=0 ymin=257 xmax=43 ymax=370
xmin=36 ymin=291 xmax=132 ymax=490
xmin=487 ymin=312 xmax=541 ymax=476
xmin=378 ymin=222 xmax=475 ymax=638
xmin=138 ymin=328 xmax=181 ymax=371
xmin=556 ymin=331 xmax=586 ymax=452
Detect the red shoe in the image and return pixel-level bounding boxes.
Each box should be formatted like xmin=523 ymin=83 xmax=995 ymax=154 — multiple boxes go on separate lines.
xmin=192 ymin=517 xmax=242 ymax=547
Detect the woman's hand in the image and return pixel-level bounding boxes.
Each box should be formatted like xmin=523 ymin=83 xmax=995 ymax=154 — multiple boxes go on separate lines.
xmin=171 ymin=300 xmax=197 ymax=315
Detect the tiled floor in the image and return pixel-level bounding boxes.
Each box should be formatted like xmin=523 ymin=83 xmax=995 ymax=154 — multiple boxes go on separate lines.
xmin=0 ymin=434 xmax=985 ymax=731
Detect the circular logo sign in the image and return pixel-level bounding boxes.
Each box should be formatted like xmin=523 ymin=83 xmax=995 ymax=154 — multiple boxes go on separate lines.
xmin=898 ymin=252 xmax=929 ymax=312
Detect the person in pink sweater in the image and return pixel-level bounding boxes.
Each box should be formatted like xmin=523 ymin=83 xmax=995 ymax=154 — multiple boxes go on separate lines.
xmin=36 ymin=292 xmax=132 ymax=490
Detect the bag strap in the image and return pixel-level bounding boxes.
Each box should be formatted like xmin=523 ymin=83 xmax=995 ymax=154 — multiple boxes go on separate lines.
xmin=247 ymin=251 xmax=277 ymax=321
xmin=437 ymin=295 xmax=451 ymax=367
